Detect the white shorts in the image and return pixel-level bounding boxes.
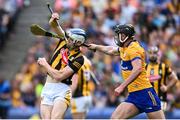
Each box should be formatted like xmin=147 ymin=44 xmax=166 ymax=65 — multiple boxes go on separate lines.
xmin=71 ymin=96 xmax=92 ymax=113
xmin=41 ymin=78 xmax=71 ymax=106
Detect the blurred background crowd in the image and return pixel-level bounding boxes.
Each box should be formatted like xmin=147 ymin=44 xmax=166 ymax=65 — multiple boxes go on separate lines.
xmin=0 ymin=0 xmax=179 ymax=119
xmin=0 ymin=0 xmax=30 ymax=49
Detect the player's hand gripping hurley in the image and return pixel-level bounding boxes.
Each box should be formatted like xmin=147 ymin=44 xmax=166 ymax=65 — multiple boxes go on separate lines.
xmin=46 ymin=3 xmax=90 ymax=48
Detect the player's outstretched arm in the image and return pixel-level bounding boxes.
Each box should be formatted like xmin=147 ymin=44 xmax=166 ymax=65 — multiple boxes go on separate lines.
xmin=88 ymin=44 xmax=119 ymax=56
xmin=49 ymin=13 xmax=65 ymax=39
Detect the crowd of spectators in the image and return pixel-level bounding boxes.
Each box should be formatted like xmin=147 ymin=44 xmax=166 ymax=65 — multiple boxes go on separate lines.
xmin=0 ymin=0 xmax=179 ymax=118
xmin=0 ymin=0 xmax=31 ymax=118
xmin=0 ymin=0 xmax=30 ymax=50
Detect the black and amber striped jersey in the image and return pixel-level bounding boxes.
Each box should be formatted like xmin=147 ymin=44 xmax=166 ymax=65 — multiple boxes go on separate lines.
xmin=73 ymin=56 xmax=91 ymax=97
xmin=146 ymin=62 xmax=172 ymax=101
xmin=49 ymin=38 xmax=84 ymax=85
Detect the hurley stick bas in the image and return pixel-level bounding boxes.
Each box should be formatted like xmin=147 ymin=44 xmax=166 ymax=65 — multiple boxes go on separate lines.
xmin=30 ymin=3 xmax=94 ymax=48
xmin=30 ymin=24 xmax=91 ymax=48
xmin=30 ymin=24 xmax=62 ymax=38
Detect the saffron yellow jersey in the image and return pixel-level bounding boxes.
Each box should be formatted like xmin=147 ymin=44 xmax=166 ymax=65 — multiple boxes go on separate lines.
xmin=119 ymin=41 xmax=152 ymax=92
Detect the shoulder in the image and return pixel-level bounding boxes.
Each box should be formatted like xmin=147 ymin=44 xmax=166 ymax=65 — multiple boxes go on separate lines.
xmin=68 ymin=54 xmax=84 ymax=73
xmin=128 ymin=41 xmax=140 ymax=49
xmin=160 ymin=62 xmax=169 ymax=69
xmin=74 ymin=55 xmax=84 ymax=65
xmin=127 ymin=41 xmax=140 ymax=52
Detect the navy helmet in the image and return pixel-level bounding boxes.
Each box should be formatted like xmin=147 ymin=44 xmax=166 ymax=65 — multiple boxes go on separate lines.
xmin=113 ymin=24 xmax=135 ymax=47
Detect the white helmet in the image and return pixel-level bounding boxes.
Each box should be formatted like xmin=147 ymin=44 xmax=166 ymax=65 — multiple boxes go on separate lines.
xmin=66 ymin=28 xmax=86 ymax=44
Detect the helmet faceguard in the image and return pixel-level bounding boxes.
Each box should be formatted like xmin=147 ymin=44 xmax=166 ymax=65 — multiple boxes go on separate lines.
xmin=113 ymin=24 xmax=135 ymax=47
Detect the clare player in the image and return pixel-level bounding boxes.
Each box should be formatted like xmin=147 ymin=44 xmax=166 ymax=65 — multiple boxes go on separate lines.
xmin=88 ymin=24 xmax=165 ymax=119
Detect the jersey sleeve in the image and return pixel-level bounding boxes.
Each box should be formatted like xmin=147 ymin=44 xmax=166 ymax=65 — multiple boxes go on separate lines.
xmin=127 ymin=46 xmax=143 ymax=61
xmin=68 ymin=56 xmax=84 ymax=73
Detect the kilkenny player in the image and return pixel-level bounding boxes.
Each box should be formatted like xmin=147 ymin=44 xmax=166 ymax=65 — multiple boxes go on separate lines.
xmin=88 ymin=24 xmax=165 ymax=119
xmin=146 ymin=46 xmax=178 ymax=111
xmin=37 ymin=13 xmax=86 ymax=119
xmin=71 ymin=54 xmax=93 ymax=119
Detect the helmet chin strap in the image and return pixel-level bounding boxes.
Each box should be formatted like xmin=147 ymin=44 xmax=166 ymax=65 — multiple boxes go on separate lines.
xmin=114 ymin=33 xmax=129 ymax=47
xmin=119 ymin=33 xmax=129 ymax=43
